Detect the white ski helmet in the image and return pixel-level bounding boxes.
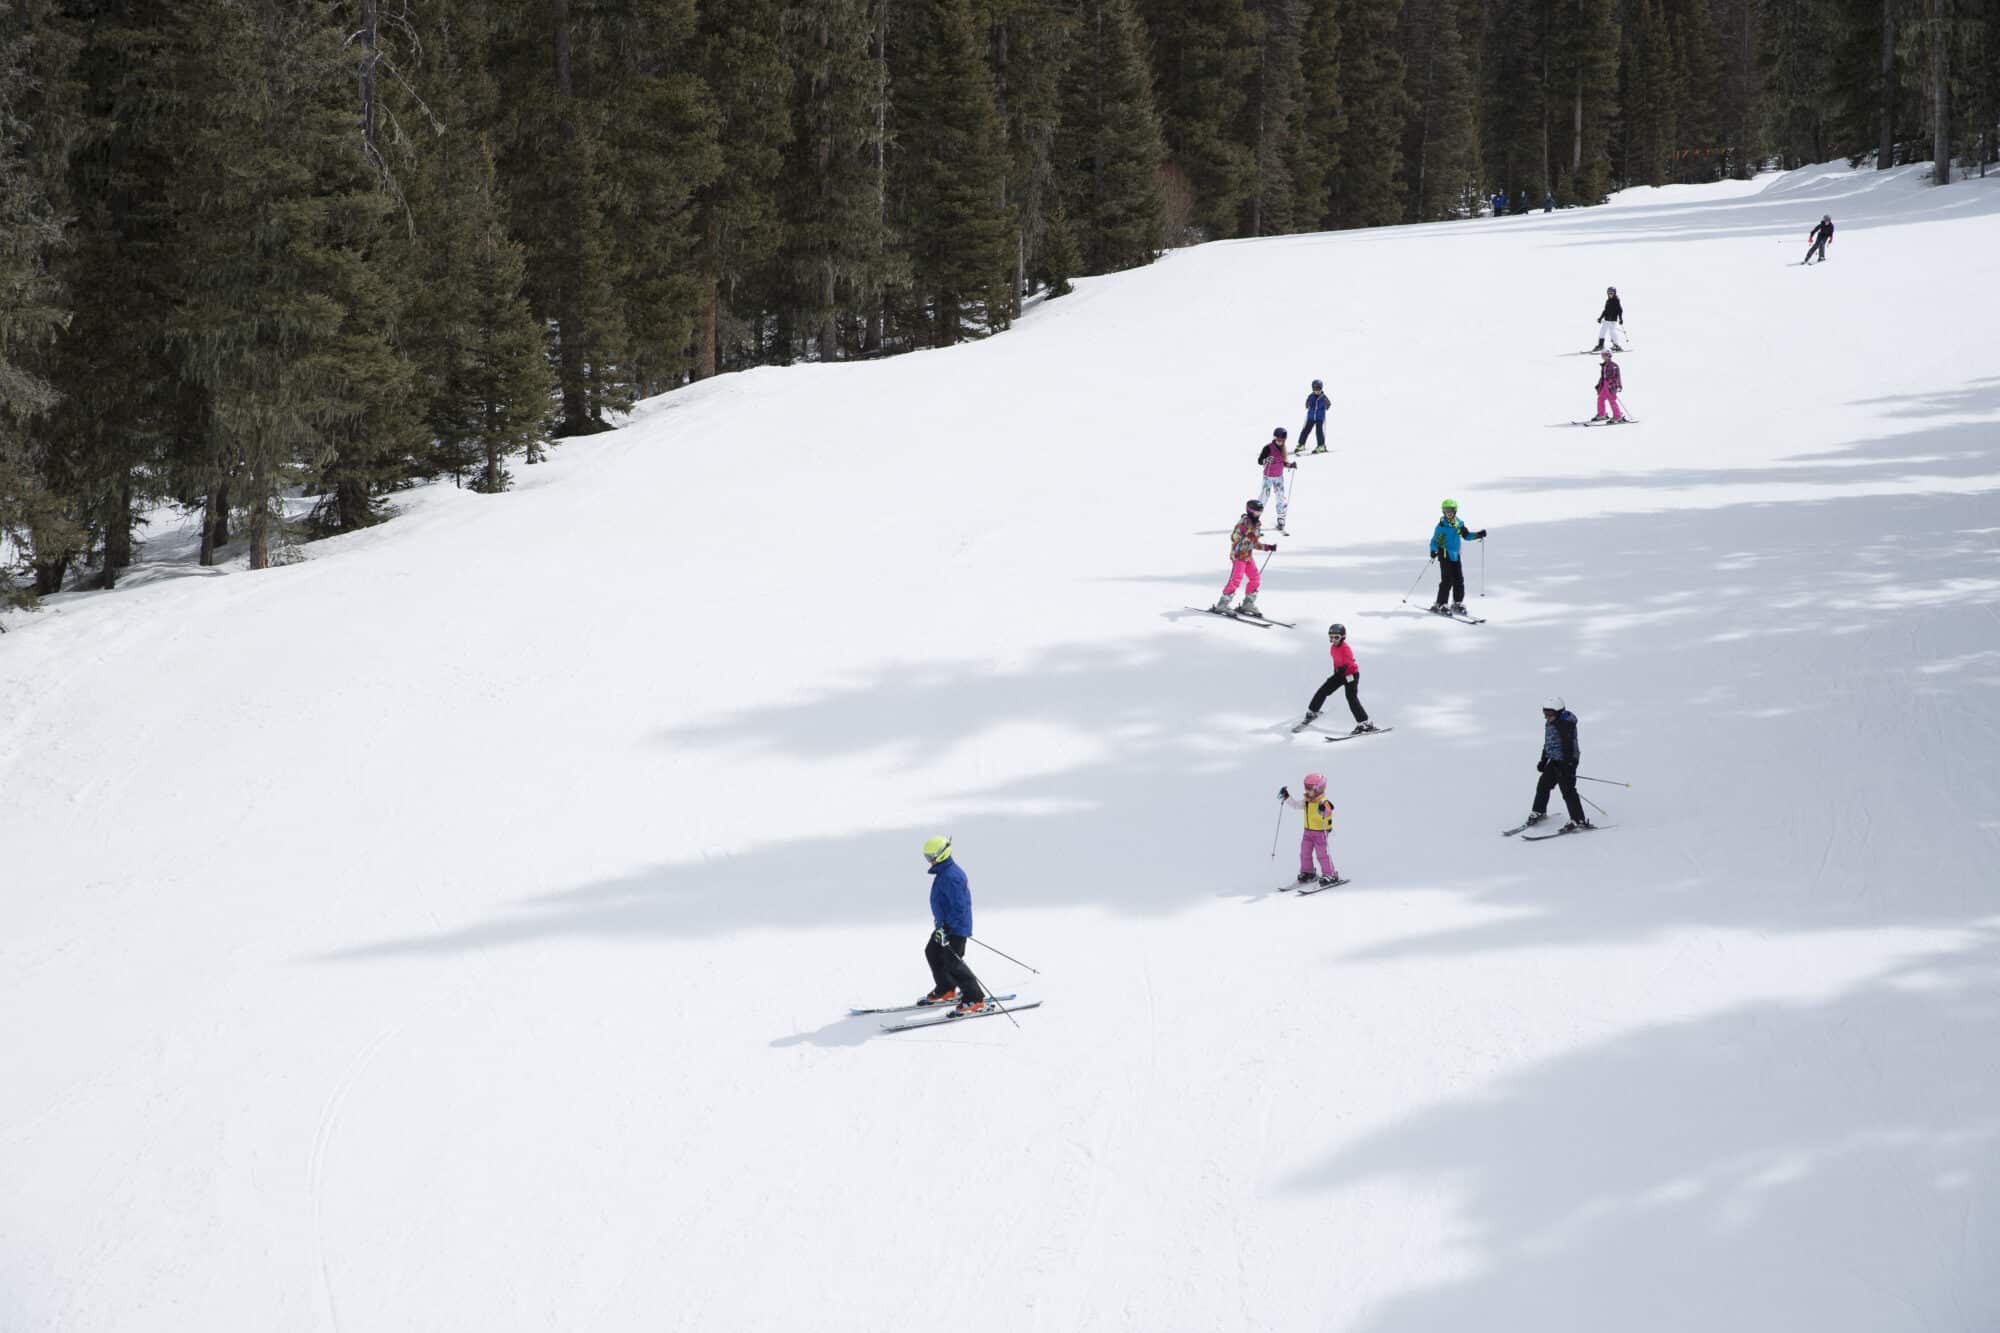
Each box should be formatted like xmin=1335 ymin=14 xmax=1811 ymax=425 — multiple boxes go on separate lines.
xmin=1542 ymin=696 xmax=1565 ymax=712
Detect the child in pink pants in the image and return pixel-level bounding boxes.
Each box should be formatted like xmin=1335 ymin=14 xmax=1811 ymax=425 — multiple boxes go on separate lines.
xmin=1594 ymin=352 xmax=1624 ymax=422
xmin=1279 ymin=773 xmax=1339 ymax=886
xmin=1210 ymin=498 xmax=1276 ymax=617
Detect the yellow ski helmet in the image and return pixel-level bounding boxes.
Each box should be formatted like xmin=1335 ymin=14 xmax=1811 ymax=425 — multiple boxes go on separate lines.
xmin=922 ymin=835 xmax=953 ymax=864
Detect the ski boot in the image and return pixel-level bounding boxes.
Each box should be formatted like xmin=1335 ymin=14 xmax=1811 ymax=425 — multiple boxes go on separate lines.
xmin=1301 ymin=709 xmax=1321 ymax=726
xmin=1237 ymin=596 xmax=1263 ymax=619
xmin=1318 ymin=874 xmax=1341 ymax=887
xmin=1351 ymin=722 xmax=1376 ymax=734
xmin=1310 ymin=445 xmax=1328 ymax=455
xmin=1209 ymin=596 xmax=1235 ymax=615
xmin=1275 ymin=523 xmax=1288 ymax=535
xmin=1429 ymin=603 xmax=1449 ymax=615
xmin=950 ymin=996 xmax=992 ymax=1017
xmin=1560 ymin=818 xmax=1595 ymax=833
xmin=1296 ymin=870 xmax=1316 ymax=885
xmin=917 ymin=988 xmax=958 ymax=1007
xmin=1450 ymin=603 xmax=1467 ymax=616
xmin=1523 ymin=811 xmax=1548 ymax=827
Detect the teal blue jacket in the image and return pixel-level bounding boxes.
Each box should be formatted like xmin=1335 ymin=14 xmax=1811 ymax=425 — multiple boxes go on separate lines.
xmin=1430 ymin=517 xmax=1483 ymax=560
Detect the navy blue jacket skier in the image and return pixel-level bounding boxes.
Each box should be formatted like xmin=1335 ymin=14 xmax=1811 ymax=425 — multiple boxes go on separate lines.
xmin=1297 ymin=381 xmax=1331 ymax=454
xmin=1526 ymin=699 xmax=1591 ymax=830
xmin=918 ymin=836 xmax=988 ymax=1014
xmin=1804 ymin=215 xmax=1834 ymax=264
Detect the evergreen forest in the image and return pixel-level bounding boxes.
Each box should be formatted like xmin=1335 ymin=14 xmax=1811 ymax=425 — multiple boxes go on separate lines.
xmin=2 ymin=0 xmax=1997 ymax=599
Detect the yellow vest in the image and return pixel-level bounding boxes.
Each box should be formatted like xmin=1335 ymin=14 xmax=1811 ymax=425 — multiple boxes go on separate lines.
xmin=1304 ymin=795 xmax=1334 ymax=831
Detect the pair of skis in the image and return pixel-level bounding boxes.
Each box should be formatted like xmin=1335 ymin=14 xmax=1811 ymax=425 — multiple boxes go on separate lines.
xmin=1184 ymin=605 xmax=1297 ymax=629
xmin=1290 ymin=718 xmax=1397 ymax=743
xmin=1421 ymin=605 xmax=1486 ymax=625
xmin=1567 ymin=417 xmax=1638 ymax=427
xmin=1500 ymin=819 xmax=1613 ymax=841
xmin=1279 ymin=876 xmax=1350 ymax=895
xmin=848 ymin=993 xmax=1041 ymax=1033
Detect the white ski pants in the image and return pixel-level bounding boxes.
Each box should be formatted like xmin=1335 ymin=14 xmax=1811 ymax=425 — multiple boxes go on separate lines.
xmin=1259 ymin=472 xmax=1288 ymax=526
xmin=1598 ymin=319 xmax=1623 ymax=348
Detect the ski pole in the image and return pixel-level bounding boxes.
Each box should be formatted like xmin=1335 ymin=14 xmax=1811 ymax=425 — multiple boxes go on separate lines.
xmin=1399 ymin=559 xmax=1432 ymax=603
xmin=1480 ymin=538 xmax=1487 ymax=598
xmin=955 ymin=950 xmax=1020 ymax=1028
xmin=1269 ymin=794 xmax=1285 ymax=859
xmin=1578 ymin=775 xmax=1631 ymax=787
xmin=969 ymin=936 xmax=1040 ymax=974
xmin=1580 ymin=792 xmax=1611 ymax=818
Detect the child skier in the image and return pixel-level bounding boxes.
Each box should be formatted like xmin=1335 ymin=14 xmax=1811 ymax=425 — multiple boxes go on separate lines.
xmin=1592 ymin=352 xmax=1625 ymax=423
xmin=1278 ymin=774 xmax=1341 ymax=887
xmin=1525 ymin=698 xmax=1592 ymax=832
xmin=1211 ymin=499 xmax=1276 ymax=618
xmin=1297 ymin=380 xmax=1331 ymax=455
xmin=1302 ymin=623 xmax=1375 ymax=734
xmin=1257 ymin=428 xmax=1294 ymax=533
xmin=916 ymin=836 xmax=989 ymax=1015
xmin=1428 ymin=499 xmax=1487 ymax=615
xmin=1593 ymin=286 xmax=1625 ymax=351
xmin=1804 ymin=214 xmax=1834 ymax=264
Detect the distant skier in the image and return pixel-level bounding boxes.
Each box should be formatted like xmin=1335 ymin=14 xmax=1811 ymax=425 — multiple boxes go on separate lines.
xmin=916 ymin=836 xmax=989 ymax=1015
xmin=1804 ymin=214 xmax=1834 ymax=264
xmin=1524 ymin=698 xmax=1592 ymax=832
xmin=1428 ymin=499 xmax=1487 ymax=616
xmin=1211 ymin=499 xmax=1276 ymax=618
xmin=1543 ymin=190 xmax=1556 ymax=213
xmin=1297 ymin=380 xmax=1331 ymax=455
xmin=1593 ymin=286 xmax=1624 ymax=351
xmin=1592 ymin=352 xmax=1625 ymax=423
xmin=1277 ymin=773 xmax=1341 ymax=886
xmin=1257 ymin=428 xmax=1295 ymax=533
xmin=1302 ymin=623 xmax=1375 ymax=734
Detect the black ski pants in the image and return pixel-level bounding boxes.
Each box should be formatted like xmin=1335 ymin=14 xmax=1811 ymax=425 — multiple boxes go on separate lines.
xmin=1533 ymin=760 xmax=1586 ymax=823
xmin=1805 ymin=237 xmax=1829 ymax=263
xmin=1297 ymin=418 xmax=1326 ymax=451
xmin=1434 ymin=556 xmax=1465 ymax=607
xmin=1309 ymin=671 xmax=1369 ymax=724
xmin=924 ymin=931 xmax=983 ymax=1002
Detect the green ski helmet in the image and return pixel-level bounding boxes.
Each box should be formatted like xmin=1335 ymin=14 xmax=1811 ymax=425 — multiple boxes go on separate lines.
xmin=922 ymin=835 xmax=953 ymax=864
xmin=1441 ymin=498 xmax=1458 ymax=512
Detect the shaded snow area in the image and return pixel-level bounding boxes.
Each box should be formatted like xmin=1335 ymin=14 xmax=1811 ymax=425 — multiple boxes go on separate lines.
xmin=5 ymin=162 xmax=1999 ymax=1331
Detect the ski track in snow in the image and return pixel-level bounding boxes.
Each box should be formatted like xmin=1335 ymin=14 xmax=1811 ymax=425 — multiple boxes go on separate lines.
xmin=6 ymin=160 xmax=2000 ymax=1332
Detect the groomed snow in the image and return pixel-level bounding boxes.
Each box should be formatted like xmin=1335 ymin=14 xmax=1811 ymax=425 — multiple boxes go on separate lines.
xmin=4 ymin=161 xmax=1998 ymax=1332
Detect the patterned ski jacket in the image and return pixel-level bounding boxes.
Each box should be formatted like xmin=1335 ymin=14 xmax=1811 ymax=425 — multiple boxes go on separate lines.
xmin=1597 ymin=360 xmax=1622 ymax=393
xmin=1541 ymin=710 xmax=1581 ymax=765
xmin=1230 ymin=516 xmax=1265 ymax=561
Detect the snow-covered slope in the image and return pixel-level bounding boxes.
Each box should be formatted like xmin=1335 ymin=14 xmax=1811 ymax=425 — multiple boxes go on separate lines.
xmin=5 ymin=162 xmax=1999 ymax=1332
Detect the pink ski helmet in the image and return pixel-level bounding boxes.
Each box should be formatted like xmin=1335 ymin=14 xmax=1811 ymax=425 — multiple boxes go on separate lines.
xmin=1304 ymin=772 xmax=1326 ymax=792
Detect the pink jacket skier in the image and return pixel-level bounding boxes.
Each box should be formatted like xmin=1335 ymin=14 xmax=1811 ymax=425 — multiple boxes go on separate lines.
xmin=1593 ymin=353 xmax=1624 ymax=423
xmin=1257 ymin=429 xmax=1293 ymax=531
xmin=1210 ymin=499 xmax=1276 ymax=618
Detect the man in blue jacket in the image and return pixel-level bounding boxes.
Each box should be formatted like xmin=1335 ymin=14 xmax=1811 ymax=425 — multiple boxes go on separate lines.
xmin=1526 ymin=698 xmax=1592 ymax=830
xmin=919 ymin=836 xmax=988 ymax=1015
xmin=1296 ymin=379 xmax=1331 ymax=455
xmin=1428 ymin=498 xmax=1487 ymax=616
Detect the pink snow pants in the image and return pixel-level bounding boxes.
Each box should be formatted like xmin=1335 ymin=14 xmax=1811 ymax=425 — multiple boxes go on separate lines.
xmin=1596 ymin=387 xmax=1623 ymax=420
xmin=1300 ymin=829 xmax=1335 ymax=877
xmin=1223 ymin=559 xmax=1261 ymax=596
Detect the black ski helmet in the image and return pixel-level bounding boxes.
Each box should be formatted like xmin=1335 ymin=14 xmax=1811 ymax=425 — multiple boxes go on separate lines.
xmin=1328 ymin=623 xmax=1346 ymax=637
xmin=1246 ymin=498 xmax=1265 ymax=514
xmin=1311 ymin=379 xmax=1323 ymax=390
xmin=1274 ymin=426 xmax=1288 ymax=438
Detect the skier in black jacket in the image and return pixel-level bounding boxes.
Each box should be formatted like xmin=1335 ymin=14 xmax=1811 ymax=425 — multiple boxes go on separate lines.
xmin=1804 ymin=215 xmax=1834 ymax=265
xmin=1525 ymin=697 xmax=1591 ymax=831
xmin=1593 ymin=287 xmax=1624 ymax=351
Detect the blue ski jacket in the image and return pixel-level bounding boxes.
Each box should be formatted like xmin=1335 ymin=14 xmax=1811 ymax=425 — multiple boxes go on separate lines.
xmin=1430 ymin=517 xmax=1482 ymax=561
xmin=1542 ymin=710 xmax=1581 ymax=765
xmin=928 ymin=856 xmax=973 ymax=937
xmin=1304 ymin=390 xmax=1330 ymax=423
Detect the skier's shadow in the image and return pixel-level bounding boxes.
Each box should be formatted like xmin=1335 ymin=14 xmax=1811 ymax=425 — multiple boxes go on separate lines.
xmin=769 ymin=1017 xmax=879 ymax=1049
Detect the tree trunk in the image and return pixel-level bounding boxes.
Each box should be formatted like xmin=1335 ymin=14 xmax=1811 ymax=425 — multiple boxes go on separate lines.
xmin=248 ymin=497 xmax=270 ymax=571
xmin=200 ymin=482 xmax=229 ymax=566
xmin=31 ymin=555 xmax=68 ymax=597
xmin=96 ymin=479 xmax=134 ymax=590
xmin=1880 ymin=0 xmax=1897 ymax=166
xmin=1930 ymin=0 xmax=1950 ymax=184
xmin=697 ymin=274 xmax=719 ymax=379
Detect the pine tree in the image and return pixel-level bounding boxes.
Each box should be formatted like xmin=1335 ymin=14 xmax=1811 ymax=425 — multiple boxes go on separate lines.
xmin=1293 ymin=0 xmax=1345 ymax=227
xmin=0 ymin=0 xmax=70 ymax=607
xmin=984 ymin=0 xmax=1076 ymax=311
xmin=1331 ymin=0 xmax=1409 ymax=226
xmin=1136 ymin=0 xmax=1260 ymax=236
xmin=1241 ymin=0 xmax=1309 ymax=235
xmin=889 ymin=0 xmax=1013 ymax=344
xmin=1402 ymin=0 xmax=1479 ymax=220
xmin=693 ymin=0 xmax=792 ymax=378
xmin=1056 ymin=0 xmax=1166 ymax=270
xmin=1622 ymin=0 xmax=1680 ymax=184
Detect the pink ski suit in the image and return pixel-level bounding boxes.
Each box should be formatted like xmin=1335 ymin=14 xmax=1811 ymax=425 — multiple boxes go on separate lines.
xmin=1287 ymin=789 xmax=1337 ymax=878
xmin=1595 ymin=357 xmax=1624 ymax=421
xmin=1222 ymin=514 xmax=1272 ymax=596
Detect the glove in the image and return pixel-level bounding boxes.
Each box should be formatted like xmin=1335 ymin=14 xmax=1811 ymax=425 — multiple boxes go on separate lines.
xmin=1279 ymin=786 xmax=1291 ymax=800
xmin=1260 ymin=543 xmax=1276 ymax=552
xmin=1477 ymin=529 xmax=1488 ymax=538
xmin=932 ymin=926 xmax=949 ymax=947
xmin=1537 ymin=756 xmax=1547 ymax=772
xmin=1286 ymin=462 xmax=1297 ymax=470
xmin=1429 ymin=550 xmax=1438 ymax=561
